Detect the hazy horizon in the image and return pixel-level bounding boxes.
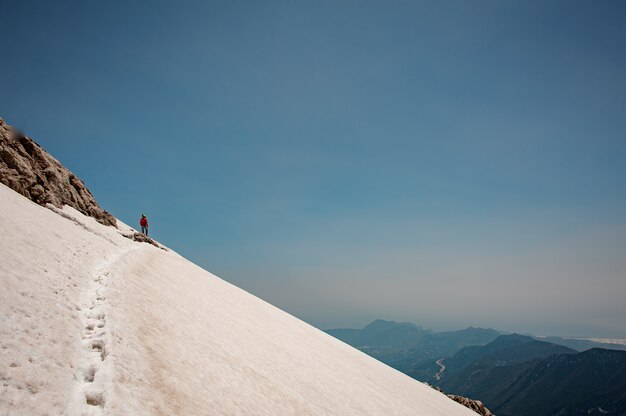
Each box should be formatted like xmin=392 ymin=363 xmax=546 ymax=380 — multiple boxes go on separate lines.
xmin=1 ymin=1 xmax=625 ymax=338
xmin=319 ymin=318 xmax=626 ymax=341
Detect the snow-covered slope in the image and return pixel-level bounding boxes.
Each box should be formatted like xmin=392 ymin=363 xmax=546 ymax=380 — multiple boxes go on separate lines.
xmin=0 ymin=182 xmax=475 ymax=416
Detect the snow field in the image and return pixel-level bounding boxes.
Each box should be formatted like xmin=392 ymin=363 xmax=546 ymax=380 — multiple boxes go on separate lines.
xmin=0 ymin=183 xmax=475 ymax=416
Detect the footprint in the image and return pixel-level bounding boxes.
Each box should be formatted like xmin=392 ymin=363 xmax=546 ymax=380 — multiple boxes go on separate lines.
xmin=91 ymin=340 xmax=107 ymax=360
xmin=84 ymin=367 xmax=96 ymax=383
xmin=85 ymin=391 xmax=105 ymax=407
xmin=89 ymin=312 xmax=104 ymax=320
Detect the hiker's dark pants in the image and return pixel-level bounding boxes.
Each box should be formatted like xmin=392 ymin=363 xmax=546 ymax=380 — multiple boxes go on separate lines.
xmin=141 ymin=226 xmax=148 ymax=236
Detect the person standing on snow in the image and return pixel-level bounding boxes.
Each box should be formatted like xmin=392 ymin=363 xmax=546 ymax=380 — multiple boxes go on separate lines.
xmin=140 ymin=214 xmax=149 ymax=236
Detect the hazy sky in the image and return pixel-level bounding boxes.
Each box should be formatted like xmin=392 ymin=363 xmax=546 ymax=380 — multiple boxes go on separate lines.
xmin=1 ymin=1 xmax=625 ymax=337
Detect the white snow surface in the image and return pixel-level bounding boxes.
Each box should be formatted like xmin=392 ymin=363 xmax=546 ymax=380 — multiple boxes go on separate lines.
xmin=0 ymin=183 xmax=475 ymax=416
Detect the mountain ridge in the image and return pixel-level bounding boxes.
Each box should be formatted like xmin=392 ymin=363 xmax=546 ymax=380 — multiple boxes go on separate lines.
xmin=0 ymin=118 xmax=116 ymax=226
xmin=444 ymin=347 xmax=626 ymax=416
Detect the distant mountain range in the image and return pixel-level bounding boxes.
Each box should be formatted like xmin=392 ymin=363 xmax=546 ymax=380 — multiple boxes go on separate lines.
xmin=326 ymin=320 xmax=626 ymax=374
xmin=326 ymin=320 xmax=626 ymax=415
xmin=438 ymin=335 xmax=626 ymax=416
xmin=436 ymin=333 xmax=577 ymax=392
xmin=436 ymin=333 xmax=577 ymax=381
xmin=326 ymin=319 xmax=501 ymax=373
xmin=534 ymin=335 xmax=626 ymax=352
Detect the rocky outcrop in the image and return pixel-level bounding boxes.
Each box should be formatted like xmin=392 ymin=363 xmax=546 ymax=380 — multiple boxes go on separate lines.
xmin=432 ymin=387 xmax=494 ymax=416
xmin=124 ymin=232 xmax=164 ymax=249
xmin=0 ymin=118 xmax=116 ymax=227
xmin=447 ymin=395 xmax=494 ymax=416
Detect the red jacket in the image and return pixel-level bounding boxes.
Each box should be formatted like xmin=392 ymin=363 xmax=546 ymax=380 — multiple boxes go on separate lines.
xmin=140 ymin=217 xmax=148 ymax=227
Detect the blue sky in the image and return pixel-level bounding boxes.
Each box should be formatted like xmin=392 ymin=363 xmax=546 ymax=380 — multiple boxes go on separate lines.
xmin=1 ymin=1 xmax=625 ymax=336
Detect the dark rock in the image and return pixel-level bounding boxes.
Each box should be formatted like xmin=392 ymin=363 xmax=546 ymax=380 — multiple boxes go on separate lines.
xmin=124 ymin=232 xmax=164 ymax=249
xmin=447 ymin=395 xmax=494 ymax=416
xmin=0 ymin=118 xmax=116 ymax=227
xmin=432 ymin=387 xmax=494 ymax=416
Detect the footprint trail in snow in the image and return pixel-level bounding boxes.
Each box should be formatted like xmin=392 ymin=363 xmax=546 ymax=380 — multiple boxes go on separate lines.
xmin=68 ymin=248 xmax=134 ymax=415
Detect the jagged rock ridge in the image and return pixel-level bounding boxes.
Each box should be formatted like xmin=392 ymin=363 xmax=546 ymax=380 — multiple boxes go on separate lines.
xmin=430 ymin=386 xmax=494 ymax=416
xmin=447 ymin=394 xmax=494 ymax=416
xmin=0 ymin=118 xmax=116 ymax=226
